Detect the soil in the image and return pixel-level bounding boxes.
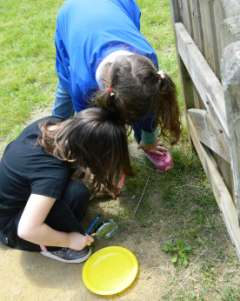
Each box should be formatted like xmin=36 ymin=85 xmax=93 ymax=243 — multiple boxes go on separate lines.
xmin=0 ymin=109 xmax=240 ymax=301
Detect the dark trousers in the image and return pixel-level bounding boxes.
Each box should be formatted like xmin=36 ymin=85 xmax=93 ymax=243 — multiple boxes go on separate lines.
xmin=0 ymin=180 xmax=90 ymax=252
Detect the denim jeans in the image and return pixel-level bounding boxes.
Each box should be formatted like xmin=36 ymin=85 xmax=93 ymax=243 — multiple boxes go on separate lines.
xmin=52 ymin=82 xmax=144 ymax=142
xmin=52 ymin=82 xmax=74 ymax=119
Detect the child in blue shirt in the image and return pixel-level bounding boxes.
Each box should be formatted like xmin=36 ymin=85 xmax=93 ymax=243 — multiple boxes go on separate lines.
xmin=53 ymin=0 xmax=181 ymax=174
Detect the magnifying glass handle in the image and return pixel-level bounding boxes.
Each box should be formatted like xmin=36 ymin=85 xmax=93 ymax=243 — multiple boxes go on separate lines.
xmin=85 ymin=214 xmax=103 ymax=235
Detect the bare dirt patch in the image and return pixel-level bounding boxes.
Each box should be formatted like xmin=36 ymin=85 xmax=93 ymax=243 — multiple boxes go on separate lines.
xmin=1 ymin=118 xmax=240 ymax=301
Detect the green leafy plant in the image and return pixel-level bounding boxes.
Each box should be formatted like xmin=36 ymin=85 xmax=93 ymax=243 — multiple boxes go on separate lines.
xmin=162 ymin=239 xmax=192 ymax=267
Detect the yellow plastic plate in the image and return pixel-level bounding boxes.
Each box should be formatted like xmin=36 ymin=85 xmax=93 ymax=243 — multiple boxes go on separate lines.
xmin=82 ymin=246 xmax=138 ymax=295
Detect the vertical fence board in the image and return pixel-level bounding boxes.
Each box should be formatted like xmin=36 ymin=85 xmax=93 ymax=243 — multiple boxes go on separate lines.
xmin=171 ymin=0 xmax=181 ymax=21
xmin=188 ymin=115 xmax=240 ymax=258
xmin=212 ymin=0 xmax=225 ymax=79
xmin=222 ymin=0 xmax=240 ymax=52
xmin=198 ymin=0 xmax=219 ymax=75
xmin=175 ymin=23 xmax=228 ymax=130
xmin=169 ymin=0 xmax=240 ymax=258
xmin=222 ymin=42 xmax=240 ymax=220
xmin=211 ymin=0 xmax=237 ymax=198
xmin=220 ymin=0 xmax=240 ymax=17
xmin=223 ymin=16 xmax=240 ymax=48
xmin=199 ymin=1 xmax=232 ymax=193
xmin=188 ymin=0 xmax=204 ymax=109
xmin=179 ymin=0 xmax=193 ymax=34
xmin=188 ymin=0 xmax=204 ymax=50
xmin=170 ymin=1 xmax=195 ymax=110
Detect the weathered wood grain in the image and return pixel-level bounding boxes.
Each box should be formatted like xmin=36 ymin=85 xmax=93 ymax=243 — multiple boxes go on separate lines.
xmin=175 ymin=22 xmax=229 ymax=136
xmin=198 ymin=0 xmax=219 ymax=75
xmin=222 ymin=42 xmax=240 ymax=221
xmin=178 ymin=0 xmax=193 ymax=34
xmin=169 ymin=0 xmax=240 ymax=260
xmin=188 ymin=109 xmax=230 ymax=162
xmin=170 ymin=1 xmax=195 ymax=110
xmin=188 ymin=115 xmax=240 ymax=259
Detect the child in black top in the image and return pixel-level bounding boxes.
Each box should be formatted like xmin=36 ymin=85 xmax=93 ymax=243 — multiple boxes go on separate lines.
xmin=0 ymin=107 xmax=132 ymax=263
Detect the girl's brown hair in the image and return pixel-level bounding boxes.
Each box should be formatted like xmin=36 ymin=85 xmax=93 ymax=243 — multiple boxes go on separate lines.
xmin=93 ymin=54 xmax=181 ymax=144
xmin=38 ymin=108 xmax=132 ymax=192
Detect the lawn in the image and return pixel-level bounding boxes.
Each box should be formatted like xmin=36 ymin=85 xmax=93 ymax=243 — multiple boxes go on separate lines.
xmin=0 ymin=0 xmax=182 ymax=144
xmin=1 ymin=1 xmax=240 ymax=300
xmin=0 ymin=0 xmax=62 ymax=144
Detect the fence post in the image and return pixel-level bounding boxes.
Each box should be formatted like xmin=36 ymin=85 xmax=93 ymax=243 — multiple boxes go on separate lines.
xmin=170 ymin=0 xmax=195 ymax=111
xmin=222 ymin=41 xmax=240 ymax=224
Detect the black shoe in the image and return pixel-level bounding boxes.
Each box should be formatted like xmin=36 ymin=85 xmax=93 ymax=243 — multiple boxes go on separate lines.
xmin=0 ymin=232 xmax=9 ymax=245
xmin=40 ymin=247 xmax=91 ymax=263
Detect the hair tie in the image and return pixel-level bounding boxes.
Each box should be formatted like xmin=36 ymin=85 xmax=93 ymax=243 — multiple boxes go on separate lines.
xmin=106 ymin=87 xmax=115 ymax=97
xmin=157 ymin=70 xmax=165 ymax=79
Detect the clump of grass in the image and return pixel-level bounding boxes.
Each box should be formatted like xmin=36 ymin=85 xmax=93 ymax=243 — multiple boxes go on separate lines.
xmin=162 ymin=239 xmax=193 ymax=267
xmin=222 ymin=288 xmax=240 ymax=301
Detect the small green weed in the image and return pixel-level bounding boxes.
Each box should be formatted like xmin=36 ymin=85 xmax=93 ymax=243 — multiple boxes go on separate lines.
xmin=162 ymin=239 xmax=193 ymax=267
xmin=222 ymin=287 xmax=240 ymax=301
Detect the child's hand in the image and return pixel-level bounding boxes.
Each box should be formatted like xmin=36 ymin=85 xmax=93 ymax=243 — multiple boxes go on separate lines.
xmin=110 ymin=173 xmax=126 ymax=199
xmin=139 ymin=142 xmax=168 ymax=155
xmin=93 ymin=173 xmax=126 ymax=200
xmin=68 ymin=232 xmax=94 ymax=250
xmin=116 ymin=173 xmax=126 ymax=190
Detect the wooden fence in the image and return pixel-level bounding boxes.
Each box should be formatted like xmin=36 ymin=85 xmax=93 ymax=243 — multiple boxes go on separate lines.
xmin=170 ymin=0 xmax=240 ymax=257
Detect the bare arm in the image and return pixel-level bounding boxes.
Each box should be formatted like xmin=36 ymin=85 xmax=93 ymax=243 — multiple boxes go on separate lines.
xmin=17 ymin=194 xmax=93 ymax=250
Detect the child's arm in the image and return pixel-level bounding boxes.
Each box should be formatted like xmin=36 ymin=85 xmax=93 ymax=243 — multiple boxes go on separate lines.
xmin=17 ymin=194 xmax=93 ymax=250
xmin=139 ymin=142 xmax=168 ymax=155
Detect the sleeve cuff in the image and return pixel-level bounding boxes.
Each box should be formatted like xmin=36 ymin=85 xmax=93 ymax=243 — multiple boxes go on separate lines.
xmin=141 ymin=128 xmax=159 ymax=145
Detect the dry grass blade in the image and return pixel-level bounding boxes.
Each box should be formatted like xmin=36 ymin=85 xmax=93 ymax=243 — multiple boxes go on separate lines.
xmin=133 ymin=175 xmax=150 ymax=217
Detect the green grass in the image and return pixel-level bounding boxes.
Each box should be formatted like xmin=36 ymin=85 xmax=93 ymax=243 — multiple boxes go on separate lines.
xmin=0 ymin=0 xmax=183 ymax=145
xmin=1 ymin=1 xmax=240 ymax=300
xmin=100 ymin=135 xmax=240 ymax=300
xmin=138 ymin=0 xmax=183 ymax=108
xmin=0 ymin=0 xmax=62 ymax=142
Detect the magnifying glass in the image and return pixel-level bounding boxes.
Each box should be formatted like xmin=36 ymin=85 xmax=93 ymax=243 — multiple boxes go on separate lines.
xmin=86 ymin=215 xmax=118 ymax=239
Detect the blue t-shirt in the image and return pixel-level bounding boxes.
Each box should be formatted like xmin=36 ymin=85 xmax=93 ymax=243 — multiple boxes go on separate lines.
xmin=55 ymin=0 xmax=159 ymax=141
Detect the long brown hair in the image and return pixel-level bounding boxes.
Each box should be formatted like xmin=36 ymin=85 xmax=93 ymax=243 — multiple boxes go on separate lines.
xmin=93 ymin=54 xmax=181 ymax=144
xmin=38 ymin=108 xmax=132 ymax=192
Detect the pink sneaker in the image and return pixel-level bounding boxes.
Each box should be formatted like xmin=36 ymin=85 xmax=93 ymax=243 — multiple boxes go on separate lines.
xmin=144 ymin=150 xmax=173 ymax=172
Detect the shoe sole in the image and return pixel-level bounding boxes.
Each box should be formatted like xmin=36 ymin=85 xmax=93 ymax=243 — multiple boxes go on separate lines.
xmin=40 ymin=248 xmax=92 ymax=263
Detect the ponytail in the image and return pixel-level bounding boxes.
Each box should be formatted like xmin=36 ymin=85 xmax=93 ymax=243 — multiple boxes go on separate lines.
xmin=92 ymin=54 xmax=181 ymax=143
xmin=155 ymin=73 xmax=181 ymax=144
xmin=92 ymin=87 xmax=126 ymax=125
xmin=38 ymin=107 xmax=132 ymax=192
